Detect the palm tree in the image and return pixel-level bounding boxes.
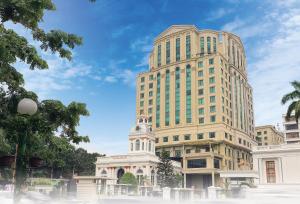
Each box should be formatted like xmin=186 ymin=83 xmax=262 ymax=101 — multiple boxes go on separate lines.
xmin=281 ymin=81 xmax=300 ymax=122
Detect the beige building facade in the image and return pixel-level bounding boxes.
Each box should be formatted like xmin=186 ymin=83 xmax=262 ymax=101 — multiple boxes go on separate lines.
xmin=136 ymin=25 xmax=256 ymax=189
xmin=282 ymin=114 xmax=300 ymax=144
xmin=255 ymin=125 xmax=284 ymax=146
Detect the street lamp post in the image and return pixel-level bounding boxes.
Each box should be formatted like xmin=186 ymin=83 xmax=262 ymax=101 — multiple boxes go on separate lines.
xmin=14 ymin=98 xmax=37 ymax=203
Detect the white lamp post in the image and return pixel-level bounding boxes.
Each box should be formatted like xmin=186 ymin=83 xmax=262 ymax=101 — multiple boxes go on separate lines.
xmin=14 ymin=98 xmax=38 ymax=203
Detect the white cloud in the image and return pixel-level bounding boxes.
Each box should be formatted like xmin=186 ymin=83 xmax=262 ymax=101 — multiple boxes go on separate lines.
xmin=104 ymin=76 xmax=117 ymax=83
xmin=112 ymin=24 xmax=134 ymax=38
xmin=130 ymin=35 xmax=153 ymax=53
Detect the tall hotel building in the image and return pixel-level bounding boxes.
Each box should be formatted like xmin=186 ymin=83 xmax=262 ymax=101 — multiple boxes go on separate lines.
xmin=136 ymin=25 xmax=256 ymax=189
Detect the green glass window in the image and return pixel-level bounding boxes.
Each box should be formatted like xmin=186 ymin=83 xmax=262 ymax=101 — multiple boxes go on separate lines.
xmin=157 ymin=45 xmax=161 ymax=67
xmin=198 ymin=98 xmax=204 ymax=105
xmin=166 ymin=41 xmax=170 ymax=64
xmin=140 ymin=101 xmax=144 ymax=106
xmin=213 ymin=37 xmax=217 ymax=53
xmin=209 ymin=58 xmax=214 ymax=65
xmin=210 ymin=115 xmax=216 ymax=123
xmin=176 ymin=38 xmax=180 ymax=61
xmin=165 ymin=70 xmax=170 ymax=126
xmin=209 ymin=67 xmax=214 ymax=74
xmin=186 ymin=35 xmax=191 ymax=59
xmin=175 ymin=150 xmax=181 ymax=157
xmin=141 ymin=85 xmax=144 ymax=91
xmin=156 ymin=73 xmax=161 ymax=128
xmin=198 ymin=70 xmax=203 ymax=77
xmin=175 ymin=67 xmax=180 ymax=124
xmin=198 ymin=61 xmax=203 ymax=68
xmin=149 ymin=91 xmax=153 ymax=97
xmin=210 ymin=96 xmax=216 ymax=103
xmin=209 ymin=77 xmax=215 ymax=84
xmin=197 ymin=133 xmax=204 ymax=139
xmin=207 ymin=37 xmax=211 ymax=54
xmin=186 ymin=65 xmax=192 ymax=123
xmin=209 ymin=86 xmax=215 ymax=93
xmin=200 ymin=37 xmax=204 ymax=55
xmin=141 ymin=77 xmax=145 ymax=82
xmin=210 ymin=106 xmax=216 ymax=113
xmin=149 ymin=75 xmax=153 ymax=80
xmin=198 ymin=80 xmax=204 ymax=86
xmin=198 ymin=108 xmax=204 ymax=115
xmin=149 ymin=83 xmax=153 ymax=89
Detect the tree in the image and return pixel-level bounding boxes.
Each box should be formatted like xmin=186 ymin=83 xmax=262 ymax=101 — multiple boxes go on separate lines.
xmin=282 ymin=81 xmax=300 ymax=122
xmin=0 ymin=0 xmax=95 ymax=196
xmin=120 ymin=172 xmax=138 ymax=187
xmin=156 ymin=151 xmax=176 ymax=188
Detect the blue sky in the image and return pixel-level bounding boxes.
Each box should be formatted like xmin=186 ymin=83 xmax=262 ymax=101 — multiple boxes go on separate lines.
xmin=11 ymin=0 xmax=300 ymax=154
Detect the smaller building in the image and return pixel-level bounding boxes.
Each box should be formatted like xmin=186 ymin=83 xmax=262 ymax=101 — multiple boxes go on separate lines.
xmin=252 ymin=143 xmax=300 ymax=184
xmin=255 ymin=125 xmax=284 ymax=146
xmin=96 ymin=116 xmax=181 ymax=190
xmin=282 ymin=114 xmax=300 ymax=144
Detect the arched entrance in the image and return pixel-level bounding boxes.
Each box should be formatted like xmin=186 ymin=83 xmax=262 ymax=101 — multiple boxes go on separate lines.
xmin=117 ymin=168 xmax=125 ymax=183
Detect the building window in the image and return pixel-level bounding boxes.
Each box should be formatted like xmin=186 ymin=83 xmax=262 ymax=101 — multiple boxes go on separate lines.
xmin=198 ymin=61 xmax=203 ymax=68
xmin=141 ymin=77 xmax=145 ymax=82
xmin=209 ymin=132 xmax=215 ymax=138
xmin=149 ymin=75 xmax=153 ymax=80
xmin=209 ymin=58 xmax=214 ymax=65
xmin=149 ymin=91 xmax=153 ymax=97
xmin=210 ymin=96 xmax=216 ymax=103
xmin=163 ymin=136 xmax=168 ymax=142
xmin=266 ymin=161 xmax=276 ymax=183
xmin=198 ymin=89 xmax=204 ymax=95
xmin=166 ymin=41 xmax=170 ymax=64
xmin=214 ymin=158 xmax=220 ymax=169
xmin=207 ymin=37 xmax=211 ymax=54
xmin=198 ymin=98 xmax=204 ymax=105
xmin=175 ymin=67 xmax=180 ymax=124
xmin=165 ymin=70 xmax=170 ymax=126
xmin=187 ymin=159 xmax=207 ymax=168
xmin=198 ymin=70 xmax=203 ymax=77
xmin=141 ymin=85 xmax=144 ymax=91
xmin=175 ymin=150 xmax=181 ymax=157
xmin=176 ymin=38 xmax=180 ymax=61
xmin=209 ymin=86 xmax=215 ymax=93
xmin=210 ymin=106 xmax=216 ymax=113
xmin=186 ymin=35 xmax=191 ymax=59
xmin=209 ymin=77 xmax=215 ymax=84
xmin=156 ymin=73 xmax=161 ymax=128
xmin=186 ymin=149 xmax=191 ymax=154
xmin=149 ymin=83 xmax=153 ymax=89
xmin=135 ymin=140 xmax=140 ymax=151
xmin=198 ymin=79 xmax=204 ymax=87
xmin=155 ymin=138 xmax=159 ymax=143
xmin=149 ymin=141 xmax=152 ymax=151
xmin=184 ymin=134 xmax=191 ymax=140
xmin=140 ymin=101 xmax=144 ymax=107
xmin=200 ymin=37 xmax=204 ymax=55
xmin=186 ymin=65 xmax=192 ymax=123
xmin=199 ymin=117 xmax=204 ymax=124
xmin=148 ymin=99 xmax=153 ymax=105
xmin=157 ymin=45 xmax=161 ymax=67
xmin=173 ymin=135 xmax=179 ymax=141
xmin=213 ymin=37 xmax=217 ymax=53
xmin=197 ymin=133 xmax=204 ymax=139
xmin=198 ymin=108 xmax=204 ymax=115
xmin=209 ymin=67 xmax=215 ymax=74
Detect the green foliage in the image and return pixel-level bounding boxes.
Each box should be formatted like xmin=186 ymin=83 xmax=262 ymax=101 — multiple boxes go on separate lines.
xmin=282 ymin=81 xmax=300 ymax=122
xmin=156 ymin=151 xmax=177 ymax=188
xmin=0 ymin=0 xmax=97 ymax=183
xmin=120 ymin=172 xmax=138 ymax=186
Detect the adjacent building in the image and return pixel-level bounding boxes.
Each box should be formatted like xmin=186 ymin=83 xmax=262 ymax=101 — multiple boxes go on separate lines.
xmin=252 ymin=143 xmax=300 ymax=184
xmin=95 ymin=116 xmax=181 ymax=189
xmin=282 ymin=114 xmax=300 ymax=144
xmin=136 ymin=25 xmax=256 ymax=189
xmin=255 ymin=125 xmax=284 ymax=146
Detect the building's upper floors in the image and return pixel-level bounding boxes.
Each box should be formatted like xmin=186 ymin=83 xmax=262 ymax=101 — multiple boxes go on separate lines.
xmin=148 ymin=25 xmax=248 ymax=79
xmin=282 ymin=114 xmax=300 ymax=144
xmin=255 ymin=125 xmax=284 ymax=146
